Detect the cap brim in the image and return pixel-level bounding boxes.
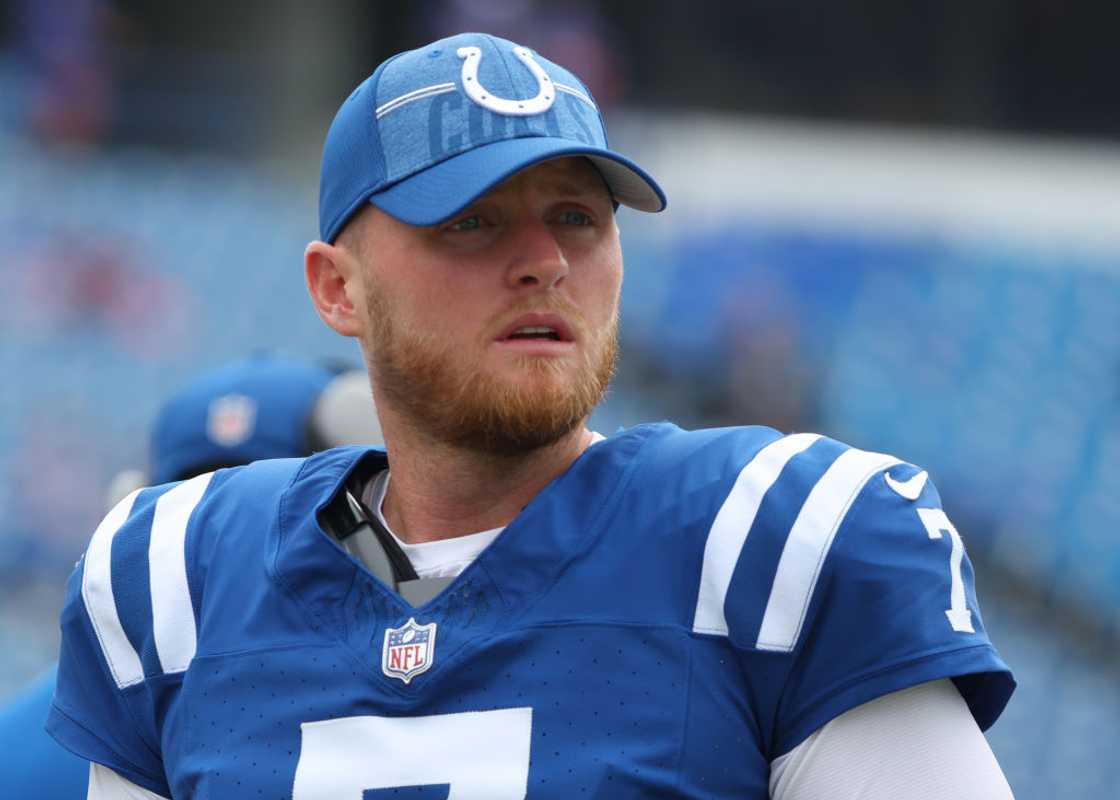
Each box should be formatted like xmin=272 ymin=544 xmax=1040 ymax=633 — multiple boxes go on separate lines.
xmin=369 ymin=137 xmax=666 ymax=226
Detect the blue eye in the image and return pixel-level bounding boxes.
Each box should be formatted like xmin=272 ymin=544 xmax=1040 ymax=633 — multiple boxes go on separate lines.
xmin=558 ymin=210 xmax=593 ymax=226
xmin=449 ymin=215 xmax=482 ymax=232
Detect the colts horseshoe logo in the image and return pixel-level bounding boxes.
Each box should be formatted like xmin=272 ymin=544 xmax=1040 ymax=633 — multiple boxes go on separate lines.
xmin=456 ymin=45 xmax=556 ymax=116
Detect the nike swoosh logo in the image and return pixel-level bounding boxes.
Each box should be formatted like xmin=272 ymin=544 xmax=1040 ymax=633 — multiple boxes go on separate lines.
xmin=884 ymin=470 xmax=928 ymax=500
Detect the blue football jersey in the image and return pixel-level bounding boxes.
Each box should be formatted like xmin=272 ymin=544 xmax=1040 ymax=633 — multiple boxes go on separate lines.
xmin=0 ymin=666 xmax=89 ymax=798
xmin=48 ymin=423 xmax=1014 ymax=798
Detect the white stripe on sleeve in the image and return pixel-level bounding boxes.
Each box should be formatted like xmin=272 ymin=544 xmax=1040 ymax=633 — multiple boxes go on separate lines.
xmin=150 ymin=472 xmax=212 ymax=675
xmin=756 ymin=448 xmax=900 ymax=652
xmin=81 ymin=490 xmax=144 ymax=689
xmin=692 ymin=433 xmax=821 ymax=636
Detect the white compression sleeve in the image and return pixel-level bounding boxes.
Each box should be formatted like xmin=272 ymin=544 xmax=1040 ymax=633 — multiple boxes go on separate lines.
xmin=770 ymin=678 xmax=1014 ymax=800
xmin=87 ymin=764 xmax=171 ymax=800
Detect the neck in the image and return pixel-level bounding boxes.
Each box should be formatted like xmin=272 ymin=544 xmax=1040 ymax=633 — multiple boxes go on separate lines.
xmin=378 ymin=418 xmax=595 ymax=545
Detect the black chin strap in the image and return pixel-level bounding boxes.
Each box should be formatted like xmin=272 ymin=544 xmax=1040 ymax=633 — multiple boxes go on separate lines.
xmin=319 ymin=458 xmax=453 ymax=607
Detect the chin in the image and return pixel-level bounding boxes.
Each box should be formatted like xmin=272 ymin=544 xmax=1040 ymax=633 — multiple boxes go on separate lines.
xmin=445 ymin=359 xmax=603 ymax=456
xmin=498 ymin=355 xmax=579 ymax=386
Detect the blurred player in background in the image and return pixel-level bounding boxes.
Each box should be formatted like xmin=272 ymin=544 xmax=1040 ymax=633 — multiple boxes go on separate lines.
xmin=0 ymin=355 xmax=381 ymax=798
xmin=51 ymin=34 xmax=1015 ymax=798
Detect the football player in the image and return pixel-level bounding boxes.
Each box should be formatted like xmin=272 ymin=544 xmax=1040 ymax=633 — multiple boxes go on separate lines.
xmin=0 ymin=356 xmax=380 ymax=798
xmin=50 ymin=34 xmax=1016 ymax=798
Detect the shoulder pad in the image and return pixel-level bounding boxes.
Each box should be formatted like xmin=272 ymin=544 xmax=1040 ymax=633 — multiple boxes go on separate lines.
xmin=691 ymin=432 xmax=902 ymax=647
xmin=77 ymin=458 xmax=304 ymax=688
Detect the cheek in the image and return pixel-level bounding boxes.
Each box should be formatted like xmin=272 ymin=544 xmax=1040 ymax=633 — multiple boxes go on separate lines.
xmin=592 ymin=230 xmax=623 ymax=292
xmin=401 ymin=272 xmax=491 ymax=340
xmin=582 ymin=255 xmax=623 ymax=324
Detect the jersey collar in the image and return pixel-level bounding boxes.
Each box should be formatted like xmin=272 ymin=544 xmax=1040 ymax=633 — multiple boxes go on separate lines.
xmin=269 ymin=428 xmax=656 ymax=668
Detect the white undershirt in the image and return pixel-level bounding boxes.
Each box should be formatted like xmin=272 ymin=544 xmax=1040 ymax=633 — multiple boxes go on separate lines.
xmin=363 ymin=469 xmax=503 ymax=579
xmin=359 ymin=431 xmax=608 ymax=579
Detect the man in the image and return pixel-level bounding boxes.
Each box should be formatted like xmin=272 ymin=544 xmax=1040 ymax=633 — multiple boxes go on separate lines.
xmin=49 ymin=34 xmax=1015 ymax=798
xmin=0 ymin=356 xmax=379 ymax=798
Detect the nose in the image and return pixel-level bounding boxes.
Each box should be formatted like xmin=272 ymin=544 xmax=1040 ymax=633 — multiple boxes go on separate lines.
xmin=505 ymin=217 xmax=569 ymax=290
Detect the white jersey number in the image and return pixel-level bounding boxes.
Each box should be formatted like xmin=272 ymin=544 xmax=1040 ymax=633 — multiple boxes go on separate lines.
xmin=292 ymin=707 xmax=533 ymax=799
xmin=916 ymin=508 xmax=975 ymax=633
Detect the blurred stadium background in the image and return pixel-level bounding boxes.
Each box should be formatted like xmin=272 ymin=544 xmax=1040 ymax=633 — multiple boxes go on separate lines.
xmin=1 ymin=2 xmax=1117 ymax=797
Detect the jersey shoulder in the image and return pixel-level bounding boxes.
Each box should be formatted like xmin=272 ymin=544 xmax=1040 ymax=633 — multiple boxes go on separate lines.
xmin=620 ymin=421 xmax=787 ymax=485
xmin=599 ymin=422 xmax=789 ymax=517
xmin=655 ymin=425 xmax=1015 ymax=753
xmin=65 ymin=446 xmax=375 ymax=690
xmin=676 ymin=426 xmax=932 ymax=644
xmin=66 ymin=456 xmax=303 ymax=689
xmin=47 ymin=448 xmax=374 ymax=793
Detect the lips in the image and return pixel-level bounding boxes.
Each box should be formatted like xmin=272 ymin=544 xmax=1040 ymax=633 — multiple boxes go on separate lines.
xmin=495 ymin=312 xmax=575 ymax=343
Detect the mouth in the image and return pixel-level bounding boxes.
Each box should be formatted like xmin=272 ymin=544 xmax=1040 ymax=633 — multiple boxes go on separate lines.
xmin=495 ymin=312 xmax=575 ymax=344
xmin=492 ymin=311 xmax=578 ymax=358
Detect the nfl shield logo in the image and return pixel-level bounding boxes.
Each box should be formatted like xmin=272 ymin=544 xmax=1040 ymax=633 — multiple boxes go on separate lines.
xmin=382 ymin=618 xmax=437 ymax=684
xmin=207 ymin=394 xmax=257 ymax=446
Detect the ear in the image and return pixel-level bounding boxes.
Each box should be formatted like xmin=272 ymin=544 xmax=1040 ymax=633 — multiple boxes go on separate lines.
xmin=305 ymin=240 xmax=364 ymax=338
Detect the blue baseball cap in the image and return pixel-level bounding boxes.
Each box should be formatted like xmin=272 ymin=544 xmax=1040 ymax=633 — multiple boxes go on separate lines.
xmin=318 ymin=32 xmax=666 ymax=242
xmin=150 ymin=357 xmax=336 ymax=484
